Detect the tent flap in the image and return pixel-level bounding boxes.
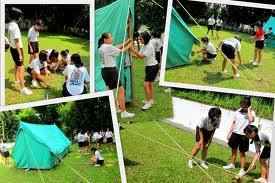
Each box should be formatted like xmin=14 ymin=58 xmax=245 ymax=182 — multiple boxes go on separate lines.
xmin=263 ymin=16 xmax=275 ymax=48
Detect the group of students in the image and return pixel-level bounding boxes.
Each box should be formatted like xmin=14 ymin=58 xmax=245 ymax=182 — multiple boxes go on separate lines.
xmin=188 ymin=97 xmax=272 ymax=183
xmin=207 ymin=15 xmax=224 ymax=39
xmin=98 ymin=30 xmax=163 ymax=118
xmin=0 ymin=139 xmax=10 ymax=167
xmin=6 ymin=7 xmax=90 ymax=97
xmin=76 ymin=128 xmax=114 ymax=167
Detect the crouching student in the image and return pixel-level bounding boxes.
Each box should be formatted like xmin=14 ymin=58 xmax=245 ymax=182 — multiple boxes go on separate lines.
xmin=53 ymin=49 xmax=71 ymax=71
xmin=244 ymin=125 xmax=272 ymax=183
xmin=188 ymin=107 xmax=222 ymax=169
xmin=91 ymin=148 xmax=104 ymax=167
xmin=196 ymin=37 xmax=217 ymax=63
xmin=27 ymin=50 xmax=51 ymax=88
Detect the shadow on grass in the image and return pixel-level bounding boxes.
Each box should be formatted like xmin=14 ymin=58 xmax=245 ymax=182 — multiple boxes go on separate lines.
xmin=206 ymin=157 xmax=228 ymax=166
xmin=5 ymin=79 xmax=19 ymax=92
xmin=202 ymin=71 xmax=234 ymax=84
xmin=124 ymin=158 xmax=141 ymax=167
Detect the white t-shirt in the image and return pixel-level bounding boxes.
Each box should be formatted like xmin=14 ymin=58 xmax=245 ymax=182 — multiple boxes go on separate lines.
xmin=65 ymin=54 xmax=71 ymax=65
xmin=8 ymin=21 xmax=22 ymax=48
xmin=205 ymin=42 xmax=217 ymax=55
xmin=223 ymin=38 xmax=242 ymax=52
xmin=105 ymin=131 xmax=113 ymax=138
xmin=198 ymin=115 xmax=221 ymax=131
xmin=139 ymin=43 xmax=158 ymax=66
xmin=216 ymin=19 xmax=223 ymax=27
xmin=233 ymin=109 xmax=256 ymax=135
xmin=99 ymin=44 xmax=121 ymax=68
xmin=29 ymin=58 xmax=47 ymax=74
xmin=254 ymin=130 xmax=272 ymax=152
xmin=208 ymin=18 xmax=215 ymax=26
xmin=63 ymin=65 xmax=90 ymax=96
xmin=150 ymin=38 xmax=161 ymax=52
xmin=28 ymin=26 xmax=39 ymax=42
xmin=94 ymin=133 xmax=103 ymax=140
xmin=77 ymin=133 xmax=86 ymax=142
xmin=95 ymin=150 xmax=104 ymax=160
xmin=84 ymin=133 xmax=89 ymax=141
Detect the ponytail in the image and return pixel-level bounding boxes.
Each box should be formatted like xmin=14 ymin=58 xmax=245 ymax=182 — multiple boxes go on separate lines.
xmin=98 ymin=32 xmax=110 ymax=48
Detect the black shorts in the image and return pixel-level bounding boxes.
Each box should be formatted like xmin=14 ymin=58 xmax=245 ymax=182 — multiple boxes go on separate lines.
xmin=260 ymin=146 xmax=271 ymax=159
xmin=216 ymin=26 xmax=222 ymax=31
xmin=228 ymin=132 xmax=249 ymax=153
xmin=255 ymin=40 xmax=264 ymax=49
xmin=207 ymin=53 xmax=217 ymax=59
xmin=10 ymin=47 xmax=24 ymax=66
xmin=26 ymin=67 xmax=44 ymax=75
xmin=3 ymin=151 xmax=10 ymax=158
xmin=85 ymin=140 xmax=90 ymax=146
xmin=145 ymin=64 xmax=159 ymax=82
xmin=222 ymin=44 xmax=235 ymax=59
xmin=97 ymin=137 xmax=103 ymax=144
xmin=62 ymin=82 xmax=87 ymax=97
xmin=97 ymin=159 xmax=104 ymax=165
xmin=155 ymin=51 xmax=161 ymax=64
xmin=107 ymin=137 xmax=113 ymax=143
xmin=101 ymin=67 xmax=122 ymax=90
xmin=195 ymin=126 xmax=214 ymax=143
xmin=79 ymin=141 xmax=85 ymax=148
xmin=208 ymin=25 xmax=214 ymax=30
xmin=5 ymin=43 xmax=10 ymax=51
xmin=28 ymin=42 xmax=39 ymax=54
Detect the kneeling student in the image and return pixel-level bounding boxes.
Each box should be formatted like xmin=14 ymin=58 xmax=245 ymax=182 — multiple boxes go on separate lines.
xmin=196 ymin=37 xmax=217 ymax=62
xmin=27 ymin=50 xmax=50 ymax=88
xmin=188 ymin=107 xmax=222 ymax=169
xmin=91 ymin=148 xmax=104 ymax=167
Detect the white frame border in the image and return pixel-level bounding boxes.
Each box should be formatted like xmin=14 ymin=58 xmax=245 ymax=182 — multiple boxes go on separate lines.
xmin=0 ymin=91 xmax=127 ymax=183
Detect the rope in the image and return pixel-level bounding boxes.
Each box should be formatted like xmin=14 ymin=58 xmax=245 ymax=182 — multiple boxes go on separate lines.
xmin=149 ymin=0 xmax=164 ymax=9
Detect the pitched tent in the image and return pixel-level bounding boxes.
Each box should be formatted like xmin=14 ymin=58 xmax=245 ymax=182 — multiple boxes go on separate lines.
xmin=12 ymin=122 xmax=71 ymax=169
xmin=263 ymin=16 xmax=275 ymax=48
xmin=95 ymin=0 xmax=135 ymax=102
xmin=166 ymin=8 xmax=199 ymax=68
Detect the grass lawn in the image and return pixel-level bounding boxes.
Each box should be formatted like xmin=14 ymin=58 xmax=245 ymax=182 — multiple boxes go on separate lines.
xmin=119 ymin=58 xmax=262 ymax=183
xmin=0 ymin=144 xmax=121 ymax=183
xmin=5 ymin=31 xmax=90 ymax=106
xmin=165 ymin=25 xmax=275 ymax=94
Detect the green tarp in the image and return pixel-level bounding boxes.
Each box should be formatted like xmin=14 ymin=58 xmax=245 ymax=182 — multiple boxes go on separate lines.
xmin=12 ymin=122 xmax=71 ymax=169
xmin=263 ymin=16 xmax=275 ymax=48
xmin=95 ymin=0 xmax=135 ymax=102
xmin=166 ymin=8 xmax=199 ymax=68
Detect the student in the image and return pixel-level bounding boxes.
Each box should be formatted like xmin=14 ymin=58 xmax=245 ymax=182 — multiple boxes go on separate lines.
xmin=59 ymin=49 xmax=71 ymax=70
xmin=207 ymin=15 xmax=216 ymax=38
xmin=188 ymin=108 xmax=222 ymax=169
xmin=196 ymin=37 xmax=217 ymax=62
xmin=1 ymin=139 xmax=10 ymax=166
xmin=27 ymin=50 xmax=50 ymax=88
xmin=8 ymin=7 xmax=32 ymax=95
xmin=250 ymin=22 xmax=265 ymax=66
xmin=98 ymin=32 xmax=135 ymax=118
xmin=46 ymin=49 xmax=60 ymax=71
xmin=150 ymin=30 xmax=162 ymax=81
xmin=77 ymin=131 xmax=86 ymax=156
xmin=91 ymin=148 xmax=104 ymax=167
xmin=216 ymin=16 xmax=223 ymax=39
xmin=105 ymin=128 xmax=114 ymax=151
xmin=244 ymin=125 xmax=272 ymax=183
xmin=62 ymin=53 xmax=90 ymax=97
xmin=93 ymin=132 xmax=103 ymax=151
xmin=5 ymin=36 xmax=10 ymax=52
xmin=218 ymin=36 xmax=242 ymax=78
xmin=28 ymin=21 xmax=41 ymax=63
xmin=264 ymin=27 xmax=273 ymax=45
xmin=130 ymin=32 xmax=159 ymax=110
xmin=84 ymin=131 xmax=90 ymax=155
xmin=223 ymin=97 xmax=256 ymax=177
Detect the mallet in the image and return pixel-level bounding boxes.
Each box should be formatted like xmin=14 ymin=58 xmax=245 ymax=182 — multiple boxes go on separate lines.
xmin=231 ymin=168 xmax=252 ymax=183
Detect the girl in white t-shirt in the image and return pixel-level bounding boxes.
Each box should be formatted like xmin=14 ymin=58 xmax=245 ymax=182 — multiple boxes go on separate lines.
xmin=27 ymin=21 xmax=41 ymax=63
xmin=54 ymin=49 xmax=71 ymax=71
xmin=91 ymin=148 xmax=104 ymax=166
xmin=130 ymin=32 xmax=159 ymax=110
xmin=216 ymin=16 xmax=223 ymax=39
xmin=207 ymin=15 xmax=216 ymax=38
xmin=105 ymin=128 xmax=114 ymax=151
xmin=196 ymin=37 xmax=217 ymax=62
xmin=98 ymin=32 xmax=135 ymax=119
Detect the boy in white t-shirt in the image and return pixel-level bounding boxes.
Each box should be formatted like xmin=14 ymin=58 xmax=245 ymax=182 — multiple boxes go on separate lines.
xmin=207 ymin=15 xmax=216 ymax=38
xmin=105 ymin=128 xmax=114 ymax=151
xmin=77 ymin=131 xmax=86 ymax=156
xmin=28 ymin=21 xmax=41 ymax=63
xmin=223 ymin=97 xmax=256 ymax=177
xmin=196 ymin=37 xmax=217 ymax=63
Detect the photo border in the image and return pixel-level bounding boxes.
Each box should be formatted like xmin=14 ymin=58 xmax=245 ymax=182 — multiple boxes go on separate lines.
xmin=0 ymin=91 xmax=127 ymax=183
xmin=0 ymin=0 xmax=94 ymax=106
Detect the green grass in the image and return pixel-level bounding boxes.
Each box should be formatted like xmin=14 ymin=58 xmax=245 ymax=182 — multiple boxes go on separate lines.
xmin=119 ymin=58 xmax=263 ymax=183
xmin=165 ymin=25 xmax=275 ymax=94
xmin=5 ymin=31 xmax=90 ymax=105
xmin=0 ymin=144 xmax=121 ymax=183
xmin=172 ymin=89 xmax=274 ymax=120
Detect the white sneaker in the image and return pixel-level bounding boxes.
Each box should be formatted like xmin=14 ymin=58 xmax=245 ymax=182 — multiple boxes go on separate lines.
xmin=252 ymin=61 xmax=258 ymax=66
xmin=164 ymin=88 xmax=171 ymax=93
xmin=121 ymin=111 xmax=135 ymax=118
xmin=142 ymin=101 xmax=152 ymax=110
xmin=254 ymin=177 xmax=267 ymax=183
xmin=31 ymin=80 xmax=38 ymax=88
xmin=200 ymin=161 xmax=208 ymax=169
xmin=238 ymin=169 xmax=245 ymax=177
xmin=234 ymin=73 xmax=240 ymax=78
xmin=223 ymin=164 xmax=235 ymax=169
xmin=94 ymin=164 xmax=101 ymax=167
xmin=188 ymin=159 xmax=193 ymax=169
xmin=221 ymin=70 xmax=228 ymax=74
xmin=20 ymin=88 xmax=32 ymax=95
xmin=142 ymin=100 xmax=154 ymax=105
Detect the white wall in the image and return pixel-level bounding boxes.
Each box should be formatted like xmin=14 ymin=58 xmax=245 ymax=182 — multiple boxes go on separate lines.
xmin=170 ymin=97 xmax=274 ymax=153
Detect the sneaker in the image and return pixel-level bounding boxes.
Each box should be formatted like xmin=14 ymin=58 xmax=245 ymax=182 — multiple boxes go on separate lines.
xmin=200 ymin=161 xmax=208 ymax=169
xmin=121 ymin=111 xmax=135 ymax=118
xmin=223 ymin=164 xmax=235 ymax=169
xmin=254 ymin=177 xmax=267 ymax=183
xmin=20 ymin=88 xmax=32 ymax=95
xmin=252 ymin=61 xmax=258 ymax=66
xmin=234 ymin=73 xmax=240 ymax=78
xmin=31 ymin=80 xmax=38 ymax=88
xmin=142 ymin=100 xmax=154 ymax=105
xmin=238 ymin=169 xmax=245 ymax=177
xmin=221 ymin=70 xmax=228 ymax=74
xmin=94 ymin=164 xmax=101 ymax=167
xmin=164 ymin=88 xmax=171 ymax=93
xmin=142 ymin=101 xmax=152 ymax=110
xmin=188 ymin=159 xmax=193 ymax=169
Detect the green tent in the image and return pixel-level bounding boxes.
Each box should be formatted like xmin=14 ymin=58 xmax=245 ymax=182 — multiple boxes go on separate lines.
xmin=263 ymin=16 xmax=275 ymax=48
xmin=95 ymin=0 xmax=135 ymax=102
xmin=12 ymin=122 xmax=71 ymax=169
xmin=166 ymin=8 xmax=199 ymax=68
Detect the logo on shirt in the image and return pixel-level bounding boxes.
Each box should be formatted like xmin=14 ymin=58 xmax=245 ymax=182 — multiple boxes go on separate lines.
xmin=69 ymin=69 xmax=84 ymax=86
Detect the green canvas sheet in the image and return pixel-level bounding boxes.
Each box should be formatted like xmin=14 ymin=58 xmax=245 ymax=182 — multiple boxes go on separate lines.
xmin=263 ymin=16 xmax=275 ymax=48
